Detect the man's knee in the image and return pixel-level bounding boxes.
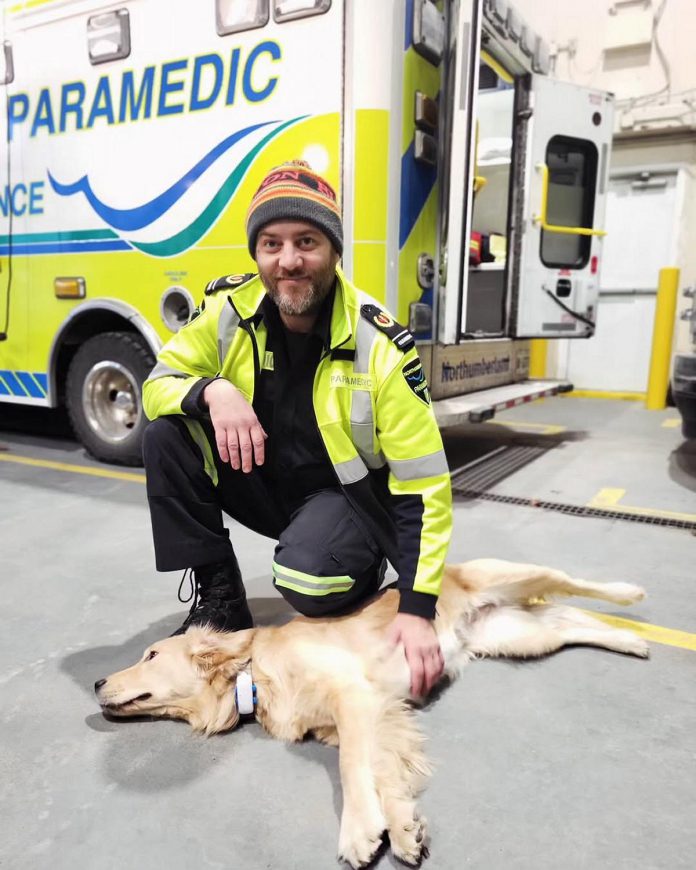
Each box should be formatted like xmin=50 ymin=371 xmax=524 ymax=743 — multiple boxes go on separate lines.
xmin=142 ymin=416 xmax=187 ymax=462
xmin=272 ymin=546 xmax=384 ymax=618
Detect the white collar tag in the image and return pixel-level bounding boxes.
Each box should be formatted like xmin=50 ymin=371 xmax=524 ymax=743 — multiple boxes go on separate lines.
xmin=235 ymin=670 xmax=256 ymax=716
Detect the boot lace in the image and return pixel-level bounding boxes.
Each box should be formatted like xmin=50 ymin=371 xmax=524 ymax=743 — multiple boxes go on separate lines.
xmin=175 ymin=568 xmax=242 ymax=632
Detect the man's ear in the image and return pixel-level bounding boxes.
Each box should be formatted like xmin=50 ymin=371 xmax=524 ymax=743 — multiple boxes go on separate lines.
xmin=187 ymin=627 xmax=254 ymax=676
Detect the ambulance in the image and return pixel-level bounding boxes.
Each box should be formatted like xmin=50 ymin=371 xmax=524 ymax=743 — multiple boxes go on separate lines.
xmin=0 ymin=0 xmax=614 ymax=464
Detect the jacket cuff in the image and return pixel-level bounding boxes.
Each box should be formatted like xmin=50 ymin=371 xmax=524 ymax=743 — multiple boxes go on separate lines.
xmin=181 ymin=377 xmax=217 ymax=418
xmin=397 ymin=589 xmax=437 ymax=620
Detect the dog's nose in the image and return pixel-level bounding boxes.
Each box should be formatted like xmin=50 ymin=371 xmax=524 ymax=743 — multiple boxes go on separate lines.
xmin=94 ymin=678 xmax=107 ymax=692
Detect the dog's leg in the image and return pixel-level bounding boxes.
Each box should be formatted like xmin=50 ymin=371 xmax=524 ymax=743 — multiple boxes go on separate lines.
xmin=372 ymin=703 xmax=431 ymax=866
xmin=523 ymin=568 xmax=646 ymax=606
xmin=334 ymin=693 xmax=387 ymax=869
xmin=538 ymin=604 xmax=650 ymax=658
xmin=468 ymin=604 xmax=649 ymax=659
xmin=471 ymin=561 xmax=646 ymax=607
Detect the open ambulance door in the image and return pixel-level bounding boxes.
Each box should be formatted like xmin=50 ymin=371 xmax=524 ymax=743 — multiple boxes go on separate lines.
xmin=438 ymin=0 xmax=613 ymax=344
xmin=438 ymin=0 xmax=481 ymax=346
xmin=509 ymin=75 xmax=613 ymax=338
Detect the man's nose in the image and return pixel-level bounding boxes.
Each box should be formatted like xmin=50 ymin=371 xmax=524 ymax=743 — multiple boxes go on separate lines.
xmin=278 ymin=242 xmax=302 ymax=270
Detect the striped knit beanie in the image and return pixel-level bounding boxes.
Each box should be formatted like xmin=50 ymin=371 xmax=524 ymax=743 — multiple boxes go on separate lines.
xmin=246 ymin=160 xmax=343 ymax=258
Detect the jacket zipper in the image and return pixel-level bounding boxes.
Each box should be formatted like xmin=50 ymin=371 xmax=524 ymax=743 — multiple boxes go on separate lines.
xmin=228 ymin=296 xmax=261 ymax=396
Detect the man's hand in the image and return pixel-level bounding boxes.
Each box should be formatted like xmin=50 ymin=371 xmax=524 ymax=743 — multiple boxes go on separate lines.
xmin=203 ymin=379 xmax=267 ymax=472
xmin=386 ymin=612 xmax=444 ymax=698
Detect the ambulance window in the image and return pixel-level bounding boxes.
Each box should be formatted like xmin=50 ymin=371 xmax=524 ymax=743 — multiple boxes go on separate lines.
xmin=540 ymin=135 xmax=598 ymax=269
xmin=273 ymin=0 xmax=331 ymax=22
xmin=87 ymin=10 xmax=130 ymax=65
xmin=216 ymin=0 xmax=269 ymax=35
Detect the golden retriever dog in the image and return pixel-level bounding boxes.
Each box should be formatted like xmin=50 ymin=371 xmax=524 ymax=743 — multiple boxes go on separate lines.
xmin=95 ymin=559 xmax=648 ymax=868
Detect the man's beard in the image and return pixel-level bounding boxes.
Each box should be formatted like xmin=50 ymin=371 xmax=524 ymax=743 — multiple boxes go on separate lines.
xmin=260 ymin=260 xmax=336 ymax=316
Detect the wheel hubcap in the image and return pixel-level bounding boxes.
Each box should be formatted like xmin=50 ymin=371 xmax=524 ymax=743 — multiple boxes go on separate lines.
xmin=81 ymin=361 xmax=141 ymax=444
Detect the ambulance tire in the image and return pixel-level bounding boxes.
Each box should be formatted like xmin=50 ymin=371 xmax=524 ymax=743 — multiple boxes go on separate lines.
xmin=66 ymin=331 xmax=155 ymax=466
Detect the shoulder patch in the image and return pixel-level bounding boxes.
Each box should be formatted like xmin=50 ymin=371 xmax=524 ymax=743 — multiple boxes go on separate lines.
xmin=360 ymin=304 xmax=414 ymax=352
xmin=402 ymin=359 xmax=431 ymax=405
xmin=204 ymin=273 xmax=256 ymax=296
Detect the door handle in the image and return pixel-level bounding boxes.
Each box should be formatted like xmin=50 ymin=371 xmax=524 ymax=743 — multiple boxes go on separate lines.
xmin=533 ymin=163 xmax=607 ymax=237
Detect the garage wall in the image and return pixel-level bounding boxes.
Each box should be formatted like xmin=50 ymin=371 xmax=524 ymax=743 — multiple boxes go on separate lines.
xmin=512 ymin=0 xmax=696 ymax=387
xmin=513 ymin=0 xmax=694 ymax=134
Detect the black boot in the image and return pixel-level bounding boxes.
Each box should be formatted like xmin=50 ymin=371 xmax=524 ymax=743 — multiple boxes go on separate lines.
xmin=171 ymin=557 xmax=254 ymax=636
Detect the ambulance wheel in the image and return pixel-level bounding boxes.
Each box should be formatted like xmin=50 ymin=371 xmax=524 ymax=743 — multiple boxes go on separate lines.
xmin=66 ymin=331 xmax=155 ymax=466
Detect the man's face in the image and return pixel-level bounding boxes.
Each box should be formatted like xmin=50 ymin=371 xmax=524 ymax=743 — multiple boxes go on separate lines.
xmin=255 ymin=221 xmax=339 ymax=317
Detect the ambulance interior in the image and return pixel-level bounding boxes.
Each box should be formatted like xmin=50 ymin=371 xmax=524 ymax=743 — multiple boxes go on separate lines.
xmin=466 ymin=56 xmax=514 ymax=336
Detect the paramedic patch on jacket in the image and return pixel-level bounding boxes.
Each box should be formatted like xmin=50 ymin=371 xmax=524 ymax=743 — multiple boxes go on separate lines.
xmin=402 ymin=360 xmax=430 ymax=405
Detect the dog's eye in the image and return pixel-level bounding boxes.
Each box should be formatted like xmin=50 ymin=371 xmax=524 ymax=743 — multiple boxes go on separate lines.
xmin=145 ymin=650 xmax=158 ymax=661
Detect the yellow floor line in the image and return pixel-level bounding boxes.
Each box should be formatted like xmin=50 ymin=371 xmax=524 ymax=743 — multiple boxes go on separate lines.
xmin=565 ymin=389 xmax=646 ymax=401
xmin=490 ymin=420 xmax=566 ymax=435
xmin=661 ymin=418 xmax=681 ymax=428
xmin=585 ymin=611 xmax=696 ymax=652
xmin=587 ymin=487 xmax=696 ymax=522
xmin=588 ymin=487 xmax=625 ymax=507
xmin=0 ymin=452 xmax=146 ymax=483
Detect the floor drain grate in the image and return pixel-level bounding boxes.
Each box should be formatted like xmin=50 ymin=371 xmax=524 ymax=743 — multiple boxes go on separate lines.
xmin=450 ymin=445 xmax=549 ymax=493
xmin=452 ymin=489 xmax=696 ymax=531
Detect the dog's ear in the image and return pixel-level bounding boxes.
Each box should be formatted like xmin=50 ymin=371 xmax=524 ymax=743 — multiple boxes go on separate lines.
xmin=187 ymin=627 xmax=254 ymax=677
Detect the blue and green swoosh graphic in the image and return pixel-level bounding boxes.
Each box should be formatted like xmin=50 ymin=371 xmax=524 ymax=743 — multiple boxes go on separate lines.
xmin=1 ymin=117 xmax=303 ymax=259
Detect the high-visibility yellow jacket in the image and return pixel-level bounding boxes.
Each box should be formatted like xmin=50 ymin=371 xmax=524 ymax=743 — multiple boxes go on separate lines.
xmin=143 ymin=268 xmax=452 ymax=619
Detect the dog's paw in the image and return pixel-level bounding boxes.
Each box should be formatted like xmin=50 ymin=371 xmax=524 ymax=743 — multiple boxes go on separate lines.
xmin=606 ymin=582 xmax=646 ymax=606
xmin=624 ymin=634 xmax=650 ymax=659
xmin=337 ymin=829 xmax=385 ymax=869
xmin=338 ymin=810 xmax=386 ymax=869
xmin=389 ymin=814 xmax=429 ymax=866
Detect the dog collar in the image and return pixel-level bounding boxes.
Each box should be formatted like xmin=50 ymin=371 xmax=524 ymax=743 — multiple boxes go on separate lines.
xmin=235 ymin=670 xmax=257 ymax=716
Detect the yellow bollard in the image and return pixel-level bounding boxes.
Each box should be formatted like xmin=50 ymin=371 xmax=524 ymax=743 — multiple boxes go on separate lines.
xmin=528 ymin=340 xmax=548 ymax=379
xmin=645 ymin=267 xmax=680 ymax=410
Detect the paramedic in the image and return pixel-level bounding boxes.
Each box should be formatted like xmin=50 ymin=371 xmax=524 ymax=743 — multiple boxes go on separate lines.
xmin=141 ymin=161 xmax=452 ymax=697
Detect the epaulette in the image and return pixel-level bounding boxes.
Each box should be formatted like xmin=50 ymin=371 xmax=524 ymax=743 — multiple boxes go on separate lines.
xmin=204 ymin=273 xmax=256 ymax=296
xmin=360 ymin=304 xmax=415 ymax=352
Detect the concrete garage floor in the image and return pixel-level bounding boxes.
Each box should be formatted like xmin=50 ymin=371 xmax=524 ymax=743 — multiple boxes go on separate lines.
xmin=1 ymin=397 xmax=695 ymax=869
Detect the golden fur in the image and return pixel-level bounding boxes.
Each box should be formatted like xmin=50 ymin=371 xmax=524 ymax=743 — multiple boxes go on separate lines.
xmin=96 ymin=559 xmax=648 ymax=868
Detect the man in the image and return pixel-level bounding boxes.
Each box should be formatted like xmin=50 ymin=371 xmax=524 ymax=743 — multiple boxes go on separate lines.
xmin=142 ymin=160 xmax=452 ymax=697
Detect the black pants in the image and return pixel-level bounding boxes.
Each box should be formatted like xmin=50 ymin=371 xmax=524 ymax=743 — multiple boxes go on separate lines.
xmin=142 ymin=417 xmax=386 ymax=617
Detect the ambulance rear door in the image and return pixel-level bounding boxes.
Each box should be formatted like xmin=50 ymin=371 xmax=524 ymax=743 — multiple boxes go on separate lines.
xmin=509 ymin=75 xmax=614 ymax=338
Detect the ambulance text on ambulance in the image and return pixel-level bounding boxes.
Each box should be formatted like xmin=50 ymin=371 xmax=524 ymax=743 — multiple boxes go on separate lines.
xmin=7 ymin=40 xmax=282 ymax=140
xmin=441 ymin=356 xmax=511 ymax=382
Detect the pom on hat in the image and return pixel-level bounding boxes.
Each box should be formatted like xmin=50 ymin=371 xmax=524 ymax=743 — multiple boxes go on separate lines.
xmin=246 ymin=160 xmax=343 ymax=258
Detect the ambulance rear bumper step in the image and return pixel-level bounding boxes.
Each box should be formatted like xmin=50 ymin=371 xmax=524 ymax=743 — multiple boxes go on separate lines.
xmin=432 ymin=379 xmax=572 ymax=427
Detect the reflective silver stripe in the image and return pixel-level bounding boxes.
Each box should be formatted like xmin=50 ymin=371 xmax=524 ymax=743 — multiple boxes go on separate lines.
xmin=333 ymin=455 xmax=369 ymax=485
xmin=389 ymin=450 xmax=449 ymax=481
xmin=351 ymin=391 xmax=385 ymax=469
xmin=217 ymin=303 xmax=241 ymax=365
xmin=350 ymin=303 xmax=386 ymax=468
xmin=147 ymin=362 xmax=189 ymax=380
